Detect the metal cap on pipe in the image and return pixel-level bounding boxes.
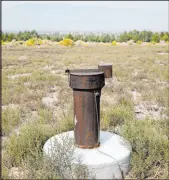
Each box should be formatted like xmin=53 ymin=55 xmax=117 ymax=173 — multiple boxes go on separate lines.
xmin=69 ymin=70 xmax=105 ymax=90
xmin=98 ymin=64 xmax=112 ymax=78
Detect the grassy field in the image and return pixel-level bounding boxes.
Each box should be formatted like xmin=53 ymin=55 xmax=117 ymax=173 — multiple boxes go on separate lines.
xmin=2 ymin=43 xmax=169 ymax=179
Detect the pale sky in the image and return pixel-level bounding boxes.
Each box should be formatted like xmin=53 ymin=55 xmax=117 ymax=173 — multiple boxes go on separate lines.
xmin=2 ymin=1 xmax=169 ymax=32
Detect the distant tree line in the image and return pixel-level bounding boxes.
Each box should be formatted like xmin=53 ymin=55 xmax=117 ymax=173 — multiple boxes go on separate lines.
xmin=1 ymin=29 xmax=169 ymax=43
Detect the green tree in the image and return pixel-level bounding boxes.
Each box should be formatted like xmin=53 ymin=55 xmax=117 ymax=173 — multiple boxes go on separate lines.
xmin=30 ymin=30 xmax=38 ymax=38
xmin=73 ymin=34 xmax=83 ymax=41
xmin=151 ymin=33 xmax=160 ymax=43
xmin=65 ymin=33 xmax=74 ymax=40
xmin=131 ymin=30 xmax=140 ymax=42
xmin=161 ymin=34 xmax=169 ymax=42
xmin=160 ymin=32 xmax=164 ymax=38
xmin=119 ymin=32 xmax=130 ymax=42
xmin=46 ymin=35 xmax=51 ymax=40
xmin=110 ymin=34 xmax=115 ymax=42
xmin=51 ymin=36 xmax=62 ymax=42
xmin=103 ymin=34 xmax=111 ymax=42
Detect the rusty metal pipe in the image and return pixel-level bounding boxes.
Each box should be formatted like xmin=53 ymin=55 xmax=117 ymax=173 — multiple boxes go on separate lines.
xmin=69 ymin=71 xmax=105 ymax=149
xmin=66 ymin=65 xmax=113 ymax=149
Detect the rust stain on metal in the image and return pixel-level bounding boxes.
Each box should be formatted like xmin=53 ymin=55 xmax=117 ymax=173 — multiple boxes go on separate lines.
xmin=75 ymin=143 xmax=100 ymax=149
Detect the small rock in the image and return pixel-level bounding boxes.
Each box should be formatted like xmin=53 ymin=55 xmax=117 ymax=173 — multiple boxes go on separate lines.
xmin=24 ymin=82 xmax=31 ymax=86
xmin=152 ymin=105 xmax=159 ymax=111
xmin=132 ymin=70 xmax=138 ymax=77
xmin=158 ymin=52 xmax=169 ymax=55
xmin=2 ymin=104 xmax=20 ymax=110
xmin=142 ymin=79 xmax=148 ymax=82
xmin=132 ymin=90 xmax=141 ymax=102
xmin=50 ymin=69 xmax=64 ymax=74
xmin=42 ymin=92 xmax=59 ymax=108
xmin=134 ymin=105 xmax=142 ymax=113
xmin=9 ymin=167 xmax=28 ymax=179
xmin=7 ymin=65 xmax=16 ymax=69
xmin=8 ymin=73 xmax=32 ymax=80
xmin=18 ymin=55 xmax=28 ymax=61
xmin=50 ymin=86 xmax=59 ymax=92
xmin=43 ymin=65 xmax=54 ymax=70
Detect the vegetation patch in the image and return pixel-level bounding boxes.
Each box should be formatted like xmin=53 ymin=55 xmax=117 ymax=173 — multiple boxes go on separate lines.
xmin=59 ymin=38 xmax=74 ymax=46
xmin=2 ymin=42 xmax=168 ymax=179
xmin=2 ymin=107 xmax=22 ymax=136
xmin=122 ymin=118 xmax=169 ymax=179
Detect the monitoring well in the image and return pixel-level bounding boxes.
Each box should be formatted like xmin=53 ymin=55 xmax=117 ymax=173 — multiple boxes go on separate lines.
xmin=43 ymin=64 xmax=131 ymax=179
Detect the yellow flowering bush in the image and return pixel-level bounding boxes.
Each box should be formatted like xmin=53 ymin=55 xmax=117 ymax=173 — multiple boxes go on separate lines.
xmin=112 ymin=41 xmax=117 ymax=46
xmin=25 ymin=38 xmax=36 ymax=46
xmin=1 ymin=40 xmax=10 ymax=45
xmin=25 ymin=38 xmax=42 ymax=46
xmin=137 ymin=40 xmax=142 ymax=45
xmin=59 ymin=38 xmax=74 ymax=46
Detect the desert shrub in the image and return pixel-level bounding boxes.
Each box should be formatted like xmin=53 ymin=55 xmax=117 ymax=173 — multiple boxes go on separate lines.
xmin=101 ymin=97 xmax=134 ymax=130
xmin=6 ymin=122 xmax=56 ymax=166
xmin=21 ymin=134 xmax=91 ymax=179
xmin=111 ymin=40 xmax=117 ymax=46
xmin=58 ymin=116 xmax=74 ymax=132
xmin=122 ymin=118 xmax=169 ymax=179
xmin=37 ymin=108 xmax=53 ymax=124
xmin=59 ymin=38 xmax=74 ymax=46
xmin=2 ymin=107 xmax=21 ymax=135
xmin=1 ymin=165 xmax=9 ymax=179
xmin=4 ymin=121 xmax=91 ymax=179
xmin=5 ymin=102 xmax=74 ymax=166
xmin=137 ymin=40 xmax=142 ymax=45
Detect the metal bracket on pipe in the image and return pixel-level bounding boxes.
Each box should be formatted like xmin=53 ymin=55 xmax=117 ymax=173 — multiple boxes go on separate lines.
xmin=65 ymin=68 xmax=70 ymax=86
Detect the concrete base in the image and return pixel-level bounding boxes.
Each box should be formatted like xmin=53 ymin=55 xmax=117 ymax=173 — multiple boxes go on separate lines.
xmin=43 ymin=131 xmax=131 ymax=179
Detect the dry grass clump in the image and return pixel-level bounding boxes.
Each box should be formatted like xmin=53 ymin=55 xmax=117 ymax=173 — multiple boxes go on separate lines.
xmin=2 ymin=107 xmax=22 ymax=136
xmin=122 ymin=118 xmax=169 ymax=179
xmin=101 ymin=96 xmax=134 ymax=131
xmin=101 ymin=97 xmax=169 ymax=179
xmin=2 ymin=120 xmax=90 ymax=179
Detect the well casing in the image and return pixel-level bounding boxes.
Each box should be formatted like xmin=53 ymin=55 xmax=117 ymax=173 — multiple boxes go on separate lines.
xmin=69 ymin=71 xmax=105 ymax=148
